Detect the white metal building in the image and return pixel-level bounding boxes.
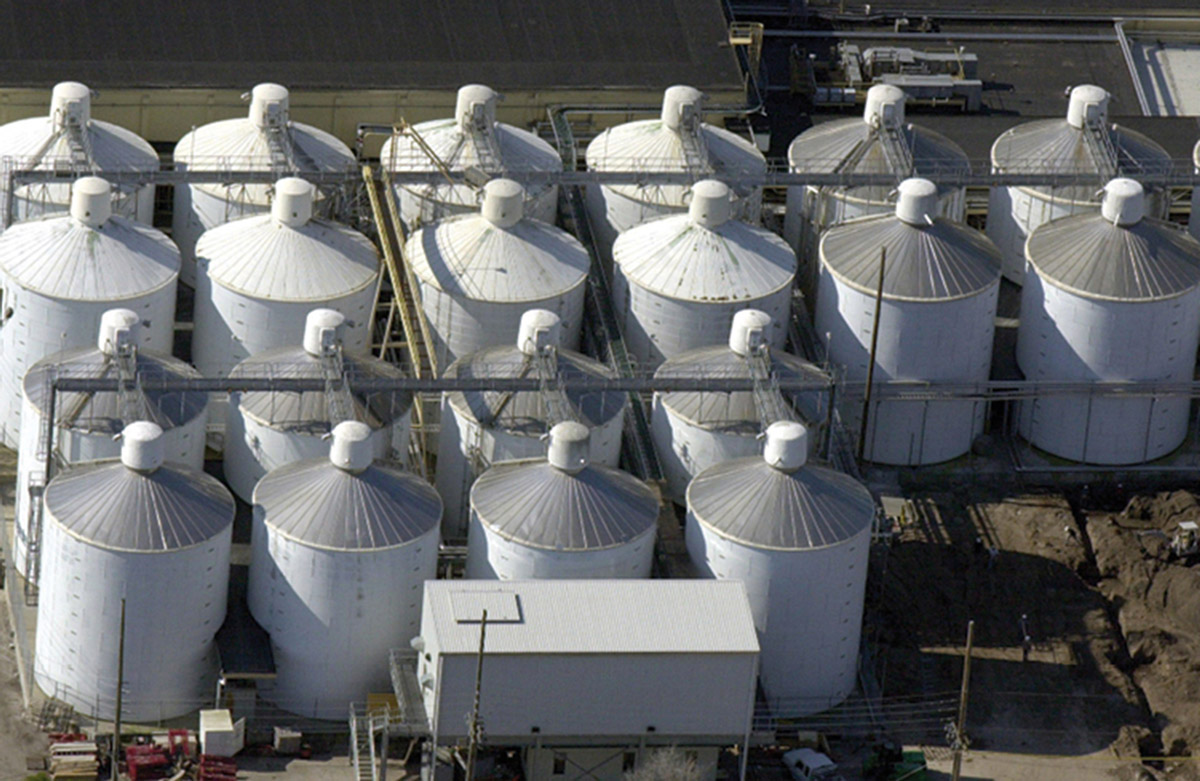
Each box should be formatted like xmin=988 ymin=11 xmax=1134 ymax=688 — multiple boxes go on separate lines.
xmin=0 ymin=177 xmax=180 ymax=447
xmin=0 ymin=81 xmax=159 ymax=224
xmin=172 ymin=83 xmax=357 ymax=285
xmin=34 ymin=422 xmax=235 ymax=722
xmin=436 ymin=310 xmax=627 ymax=538
xmin=585 ymin=85 xmax=767 ymax=260
xmin=687 ymin=422 xmax=875 ymax=715
xmin=612 ymin=179 xmax=796 ymax=368
xmin=815 ymin=178 xmax=1002 ymax=465
xmin=988 ymin=84 xmax=1171 ymax=283
xmin=784 ymin=84 xmax=969 ymax=292
xmin=13 ymin=310 xmax=207 ymax=579
xmin=414 ymin=579 xmax=759 ymax=781
xmin=652 ymin=310 xmax=831 ymax=502
xmin=466 ymin=421 xmax=658 ymax=580
xmin=381 ymin=84 xmax=563 ymax=230
xmin=406 ymin=178 xmax=589 ymax=369
xmin=192 ymin=176 xmax=380 ymax=379
xmin=248 ymin=422 xmax=441 ymax=720
xmin=1017 ymin=178 xmax=1200 ymax=464
xmin=224 ymin=309 xmax=413 ymax=502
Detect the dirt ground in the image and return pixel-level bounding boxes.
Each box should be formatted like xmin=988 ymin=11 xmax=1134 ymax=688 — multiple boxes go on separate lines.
xmin=873 ymin=484 xmax=1200 ymax=780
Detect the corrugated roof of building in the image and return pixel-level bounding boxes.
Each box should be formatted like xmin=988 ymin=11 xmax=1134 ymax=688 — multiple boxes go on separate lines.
xmin=424 ymin=579 xmax=760 ymax=655
xmin=255 ymin=457 xmax=441 ymax=551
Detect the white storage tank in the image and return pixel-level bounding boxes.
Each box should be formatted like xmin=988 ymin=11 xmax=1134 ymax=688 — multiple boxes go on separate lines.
xmin=193 ymin=177 xmax=380 ymax=379
xmin=0 ymin=81 xmax=159 ymax=225
xmin=381 ymin=84 xmax=562 ymax=230
xmin=815 ymin=178 xmax=1002 ymax=465
xmin=1017 ymin=178 xmax=1200 ymax=464
xmin=686 ymin=421 xmax=875 ymax=713
xmin=652 ymin=309 xmax=831 ymax=503
xmin=224 ymin=309 xmax=413 ymax=502
xmin=585 ymin=85 xmax=767 ymax=259
xmin=1190 ymin=138 xmax=1200 ymax=242
xmin=173 ymin=83 xmax=357 ymax=285
xmin=0 ymin=177 xmax=180 ymax=447
xmin=248 ymin=421 xmax=440 ymax=719
xmin=466 ymin=421 xmax=658 ymax=580
xmin=613 ymin=179 xmax=796 ymax=368
xmin=988 ymin=85 xmax=1171 ymax=283
xmin=34 ymin=422 xmax=234 ymax=721
xmin=784 ymin=85 xmax=969 ymax=292
xmin=406 ymin=178 xmax=589 ymax=369
xmin=14 ymin=310 xmax=208 ymax=579
xmin=436 ymin=309 xmax=627 ymax=538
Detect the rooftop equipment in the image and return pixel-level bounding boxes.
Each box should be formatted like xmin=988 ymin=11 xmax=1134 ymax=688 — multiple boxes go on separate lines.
xmin=381 ymin=84 xmax=563 ymax=230
xmin=34 ymin=421 xmax=235 ymax=721
xmin=172 ymin=83 xmax=357 ymax=285
xmin=0 ymin=176 xmax=179 ymax=447
xmin=406 ymin=178 xmax=590 ymax=369
xmin=988 ymin=84 xmax=1171 ymax=283
xmin=585 ymin=85 xmax=767 ymax=260
xmin=612 ymin=179 xmax=796 ymax=368
xmin=687 ymin=421 xmax=875 ymax=714
xmin=1017 ymin=178 xmax=1200 ymax=464
xmin=815 ymin=178 xmax=1002 ymax=465
xmin=466 ymin=421 xmax=658 ymax=580
xmin=0 ymin=81 xmax=159 ymax=224
xmin=248 ymin=421 xmax=441 ymax=719
xmin=224 ymin=309 xmax=413 ymax=502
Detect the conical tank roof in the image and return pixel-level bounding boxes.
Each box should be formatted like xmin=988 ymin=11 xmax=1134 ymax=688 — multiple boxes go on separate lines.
xmin=45 ymin=426 xmax=234 ymax=552
xmin=614 ymin=181 xmax=795 ymax=301
xmin=0 ymin=82 xmax=158 ymax=180
xmin=687 ymin=444 xmax=875 ymax=550
xmin=1025 ymin=179 xmax=1200 ymax=302
xmin=254 ymin=458 xmax=441 ymax=551
xmin=443 ymin=343 xmax=625 ymax=434
xmin=229 ymin=346 xmax=412 ymax=431
xmin=406 ymin=179 xmax=589 ymax=302
xmin=820 ymin=178 xmax=1002 ymax=301
xmin=24 ymin=346 xmax=206 ymax=433
xmin=196 ymin=181 xmax=378 ymax=301
xmin=173 ymin=84 xmax=355 ymax=203
xmin=471 ymin=455 xmax=658 ymax=552
xmin=0 ymin=182 xmax=178 ymax=299
xmin=586 ymin=86 xmax=766 ymax=204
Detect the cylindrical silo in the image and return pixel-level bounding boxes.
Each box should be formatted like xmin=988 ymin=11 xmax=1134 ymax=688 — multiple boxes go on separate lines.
xmin=381 ymin=84 xmax=562 ymax=230
xmin=14 ymin=310 xmax=208 ymax=579
xmin=612 ymin=180 xmax=796 ymax=369
xmin=687 ymin=421 xmax=875 ymax=714
xmin=437 ymin=309 xmax=627 ymax=538
xmin=988 ymin=85 xmax=1171 ymax=283
xmin=34 ymin=422 xmax=234 ymax=721
xmin=224 ymin=309 xmax=413 ymax=502
xmin=0 ymin=177 xmax=180 ymax=447
xmin=0 ymin=81 xmax=159 ymax=225
xmin=248 ymin=421 xmax=441 ymax=719
xmin=1017 ymin=179 xmax=1200 ymax=464
xmin=406 ymin=178 xmax=589 ymax=369
xmin=784 ymin=85 xmax=969 ymax=293
xmin=815 ymin=178 xmax=1002 ymax=465
xmin=467 ymin=421 xmax=658 ymax=580
xmin=193 ymin=177 xmax=380 ymax=380
xmin=585 ymin=85 xmax=767 ymax=260
xmin=173 ymin=83 xmax=357 ymax=285
xmin=652 ymin=309 xmax=831 ymax=502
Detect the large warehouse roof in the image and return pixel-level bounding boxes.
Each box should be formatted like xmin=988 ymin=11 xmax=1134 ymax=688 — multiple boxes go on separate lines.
xmin=0 ymin=0 xmax=743 ymax=91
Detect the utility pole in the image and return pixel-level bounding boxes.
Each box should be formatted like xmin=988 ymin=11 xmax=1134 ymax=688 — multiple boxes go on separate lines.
xmin=465 ymin=609 xmax=488 ymax=781
xmin=950 ymin=620 xmax=975 ymax=781
xmin=114 ymin=597 xmax=127 ymax=775
xmin=858 ymin=246 xmax=886 ymax=461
